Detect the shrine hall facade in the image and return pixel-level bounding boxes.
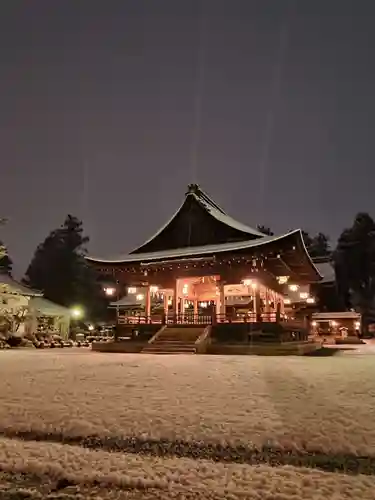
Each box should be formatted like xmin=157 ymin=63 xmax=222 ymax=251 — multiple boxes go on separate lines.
xmin=87 ymin=184 xmax=321 ymax=326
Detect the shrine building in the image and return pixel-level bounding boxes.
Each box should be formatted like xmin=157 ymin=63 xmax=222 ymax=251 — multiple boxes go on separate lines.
xmin=87 ymin=184 xmax=321 ymax=329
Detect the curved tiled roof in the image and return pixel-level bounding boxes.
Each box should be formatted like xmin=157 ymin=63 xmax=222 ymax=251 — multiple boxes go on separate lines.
xmin=129 ymin=184 xmax=264 ymax=254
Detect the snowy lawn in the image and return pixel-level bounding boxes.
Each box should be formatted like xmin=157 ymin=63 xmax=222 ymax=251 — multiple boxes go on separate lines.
xmin=0 ymin=350 xmax=374 ymax=456
xmin=1 ymin=437 xmax=375 ymax=499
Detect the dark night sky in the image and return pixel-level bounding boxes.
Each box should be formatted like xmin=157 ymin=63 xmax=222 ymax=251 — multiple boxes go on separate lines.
xmin=1 ymin=0 xmax=374 ymax=276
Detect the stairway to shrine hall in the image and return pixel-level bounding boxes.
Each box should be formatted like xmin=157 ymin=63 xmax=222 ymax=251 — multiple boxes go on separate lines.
xmin=141 ymin=326 xmax=207 ymax=354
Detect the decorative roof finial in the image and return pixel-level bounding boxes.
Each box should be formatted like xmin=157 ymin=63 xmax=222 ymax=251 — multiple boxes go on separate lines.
xmin=186 ymin=183 xmax=199 ymax=195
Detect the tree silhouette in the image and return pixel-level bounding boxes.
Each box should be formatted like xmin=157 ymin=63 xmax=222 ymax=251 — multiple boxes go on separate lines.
xmin=307 ymin=233 xmax=331 ymax=259
xmin=24 ymin=215 xmax=106 ymax=320
xmin=0 ymin=219 xmax=12 ymax=275
xmin=334 ymin=212 xmax=375 ymax=329
xmin=0 ymin=241 xmax=12 ymax=275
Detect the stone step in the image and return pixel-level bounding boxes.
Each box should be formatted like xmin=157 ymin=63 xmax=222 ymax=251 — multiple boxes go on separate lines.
xmin=142 ymin=347 xmax=196 ymax=354
xmin=157 ymin=339 xmax=199 ymax=344
xmin=149 ymin=345 xmax=196 ymax=350
xmin=154 ymin=340 xmax=196 ymax=344
xmin=141 ymin=326 xmax=206 ymax=354
xmin=141 ymin=351 xmax=196 ymax=355
xmin=143 ymin=341 xmax=196 ymax=350
xmin=157 ymin=334 xmax=201 ymax=340
xmin=145 ymin=342 xmax=196 ymax=349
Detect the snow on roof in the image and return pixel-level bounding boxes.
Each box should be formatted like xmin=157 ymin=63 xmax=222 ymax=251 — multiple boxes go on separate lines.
xmin=129 ymin=184 xmax=263 ymax=253
xmin=87 ymin=230 xmax=300 ymax=264
xmin=314 ymin=262 xmax=335 ymax=283
xmin=0 ymin=274 xmax=42 ymax=297
xmin=109 ymin=295 xmax=144 ymax=307
xmin=29 ymin=297 xmax=71 ymax=317
xmin=312 ymin=311 xmax=361 ymax=320
xmin=192 ymin=188 xmax=264 ymax=237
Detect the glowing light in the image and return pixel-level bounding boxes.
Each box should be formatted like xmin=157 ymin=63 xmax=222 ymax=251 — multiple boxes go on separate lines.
xmin=136 ymin=294 xmax=144 ymax=301
xmin=277 ymin=276 xmax=289 ymax=285
xmin=104 ymin=287 xmax=115 ymax=296
xmin=300 ymin=292 xmax=309 ymax=300
xmin=311 ymin=321 xmax=317 ymax=327
xmin=289 ymin=284 xmax=299 ymax=292
xmin=168 ymin=299 xmax=172 ymax=306
xmin=184 ymin=302 xmax=189 ymax=309
xmin=242 ymin=279 xmax=252 ymax=286
xmin=355 ymin=321 xmax=361 ymax=329
xmin=88 ymin=324 xmax=94 ymax=331
xmin=182 ymin=284 xmax=188 ymax=295
xmin=150 ymin=286 xmax=159 ymax=293
xmin=128 ymin=287 xmax=137 ymax=294
xmin=71 ymin=306 xmax=84 ymax=319
xmin=330 ymin=320 xmax=338 ymax=327
xmin=200 ymin=301 xmax=208 ymax=308
xmin=251 ymin=282 xmax=257 ymax=289
xmin=284 ymin=298 xmax=291 ymax=305
xmin=306 ymin=297 xmax=315 ymax=304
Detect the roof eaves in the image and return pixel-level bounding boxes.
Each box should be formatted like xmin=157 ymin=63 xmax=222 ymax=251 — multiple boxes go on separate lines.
xmin=86 ymin=230 xmax=300 ymax=264
xmin=298 ymin=229 xmax=323 ymax=280
xmin=0 ymin=275 xmax=43 ymax=297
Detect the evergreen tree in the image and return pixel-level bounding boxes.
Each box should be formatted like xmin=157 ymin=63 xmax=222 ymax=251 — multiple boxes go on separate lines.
xmin=334 ymin=212 xmax=375 ymax=328
xmin=301 ymin=230 xmax=313 ymax=250
xmin=0 ymin=243 xmax=12 ymax=275
xmin=300 ymin=230 xmax=330 ymax=258
xmin=308 ymin=233 xmax=331 ymax=259
xmin=24 ymin=215 xmax=106 ymax=320
xmin=0 ymin=219 xmax=12 ymax=275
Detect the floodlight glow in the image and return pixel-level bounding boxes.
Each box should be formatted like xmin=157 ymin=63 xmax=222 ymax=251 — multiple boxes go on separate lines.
xmin=71 ymin=306 xmax=84 ymax=319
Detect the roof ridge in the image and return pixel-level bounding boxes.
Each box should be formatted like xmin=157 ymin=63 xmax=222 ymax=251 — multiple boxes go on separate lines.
xmin=186 ymin=184 xmax=226 ymax=214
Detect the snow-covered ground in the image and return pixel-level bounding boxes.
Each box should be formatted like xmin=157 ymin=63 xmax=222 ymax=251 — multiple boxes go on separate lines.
xmin=0 ymin=350 xmax=375 ymax=454
xmin=0 ymin=437 xmax=374 ymax=499
xmin=0 ymin=350 xmax=374 ymax=498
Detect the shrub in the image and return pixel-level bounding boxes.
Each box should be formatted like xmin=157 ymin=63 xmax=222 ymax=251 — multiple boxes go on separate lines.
xmin=6 ymin=335 xmax=23 ymax=347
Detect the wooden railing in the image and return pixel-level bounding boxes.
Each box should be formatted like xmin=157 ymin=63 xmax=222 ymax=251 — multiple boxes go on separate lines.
xmin=117 ymin=312 xmax=303 ymax=326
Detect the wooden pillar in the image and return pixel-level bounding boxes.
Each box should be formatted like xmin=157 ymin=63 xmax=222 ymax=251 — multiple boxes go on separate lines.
xmin=219 ymin=281 xmax=225 ymax=321
xmin=280 ymin=294 xmax=285 ymax=315
xmin=173 ymin=279 xmax=179 ymax=319
xmin=145 ymin=286 xmax=151 ymax=322
xmin=264 ymin=287 xmax=271 ymax=321
xmin=253 ymin=289 xmax=257 ymax=314
xmin=183 ymin=298 xmax=188 ymax=321
xmin=264 ymin=287 xmax=269 ymax=311
xmin=193 ymin=299 xmax=198 ymax=322
xmin=276 ymin=301 xmax=281 ymax=322
xmin=163 ymin=293 xmax=169 ymax=322
xmin=270 ymin=290 xmax=276 ymax=320
xmin=255 ymin=288 xmax=262 ymax=322
xmin=215 ymin=296 xmax=220 ymax=320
